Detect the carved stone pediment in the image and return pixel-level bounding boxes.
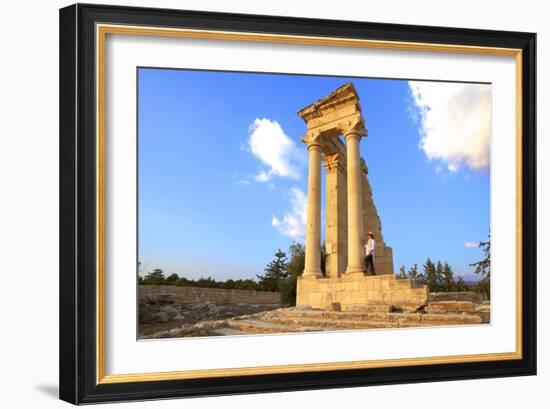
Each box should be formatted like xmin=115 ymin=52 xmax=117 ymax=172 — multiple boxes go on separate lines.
xmin=297 ymin=83 xmax=361 ymax=121
xmin=297 ymin=83 xmax=366 ymax=139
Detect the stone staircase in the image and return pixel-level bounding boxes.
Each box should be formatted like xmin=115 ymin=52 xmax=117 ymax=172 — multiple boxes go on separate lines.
xmin=425 ymin=301 xmax=490 ymax=323
xmin=143 ymin=297 xmax=491 ymax=339
xmin=210 ymin=306 xmax=485 ymax=335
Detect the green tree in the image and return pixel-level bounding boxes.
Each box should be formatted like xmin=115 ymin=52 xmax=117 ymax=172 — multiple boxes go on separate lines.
xmin=423 ymin=258 xmax=438 ymax=291
xmin=257 ymin=249 xmax=289 ymax=292
xmin=143 ymin=268 xmax=165 ymax=283
xmin=470 ymin=234 xmax=491 ymax=283
xmin=223 ymin=279 xmax=235 ymax=289
xmin=279 ymin=242 xmax=305 ymax=306
xmin=469 ymin=233 xmax=491 ymax=299
xmin=287 ymin=243 xmax=305 ymax=278
xmin=398 ymin=265 xmax=407 ymax=278
xmin=441 ymin=262 xmax=455 ymax=292
xmin=407 ymin=264 xmax=424 ymax=284
xmin=165 ymin=273 xmax=179 ymax=282
xmin=454 ymin=275 xmax=468 ymax=292
xmin=196 ymin=276 xmax=217 ymax=288
xmin=234 ymin=279 xmax=260 ymax=291
xmin=175 ymin=276 xmax=190 ymax=286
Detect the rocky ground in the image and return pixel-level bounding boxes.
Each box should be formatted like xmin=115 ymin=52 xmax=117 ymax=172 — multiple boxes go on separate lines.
xmin=139 ymin=293 xmax=281 ymax=337
xmin=139 ymin=292 xmax=490 ymax=339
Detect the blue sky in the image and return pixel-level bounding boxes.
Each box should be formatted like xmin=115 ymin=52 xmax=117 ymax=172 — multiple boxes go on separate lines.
xmin=138 ymin=68 xmax=490 ymax=281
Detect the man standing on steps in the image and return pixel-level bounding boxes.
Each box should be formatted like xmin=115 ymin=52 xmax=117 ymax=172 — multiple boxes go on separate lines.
xmin=364 ymin=232 xmax=376 ymax=275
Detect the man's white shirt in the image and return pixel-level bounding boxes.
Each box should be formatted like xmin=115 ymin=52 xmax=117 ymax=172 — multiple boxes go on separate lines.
xmin=365 ymin=238 xmax=376 ymax=257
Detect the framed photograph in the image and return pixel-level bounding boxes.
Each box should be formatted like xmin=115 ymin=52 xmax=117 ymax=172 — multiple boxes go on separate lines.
xmin=59 ymin=3 xmax=536 ymax=404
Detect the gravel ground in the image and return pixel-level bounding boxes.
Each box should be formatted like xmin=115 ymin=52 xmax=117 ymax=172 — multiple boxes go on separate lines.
xmin=138 ymin=302 xmax=281 ymax=337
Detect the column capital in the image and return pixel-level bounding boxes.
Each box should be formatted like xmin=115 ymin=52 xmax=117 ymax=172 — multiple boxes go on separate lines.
xmin=306 ymin=142 xmax=323 ymax=152
xmin=324 ymin=153 xmax=346 ymax=172
xmin=343 ymin=120 xmax=367 ymax=141
xmin=301 ymin=131 xmax=321 ymax=145
xmin=301 ymin=132 xmax=324 ymax=153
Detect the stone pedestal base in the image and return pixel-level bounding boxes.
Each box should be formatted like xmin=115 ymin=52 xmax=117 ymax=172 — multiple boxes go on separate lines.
xmin=296 ymin=274 xmax=428 ymax=311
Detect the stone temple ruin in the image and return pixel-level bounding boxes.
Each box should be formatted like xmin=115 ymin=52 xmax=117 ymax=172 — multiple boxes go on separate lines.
xmin=140 ymin=83 xmax=490 ymax=339
xmin=296 ymin=83 xmax=428 ymax=312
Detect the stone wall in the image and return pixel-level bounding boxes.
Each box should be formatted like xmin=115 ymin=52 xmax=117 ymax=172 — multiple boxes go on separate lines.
xmin=296 ymin=274 xmax=428 ymax=311
xmin=139 ymin=285 xmax=281 ymax=305
xmin=429 ymin=291 xmax=488 ymax=303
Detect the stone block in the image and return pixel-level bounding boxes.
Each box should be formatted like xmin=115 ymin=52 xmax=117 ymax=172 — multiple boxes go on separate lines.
xmin=456 ymin=301 xmax=476 ymax=312
xmin=150 ymin=311 xmax=169 ymax=323
xmin=429 ymin=291 xmax=487 ymax=303
xmin=475 ymin=304 xmax=491 ymax=312
xmin=425 ymin=301 xmax=457 ymax=313
xmin=296 ymin=266 xmax=427 ymax=311
xmin=476 ymin=311 xmax=491 ymax=323
xmin=347 ymin=281 xmax=360 ymax=291
xmin=155 ymin=293 xmax=176 ymax=304
xmin=351 ymin=290 xmax=369 ymax=304
xmin=366 ymin=279 xmax=376 ymax=291
xmin=393 ymin=289 xmax=407 ymax=301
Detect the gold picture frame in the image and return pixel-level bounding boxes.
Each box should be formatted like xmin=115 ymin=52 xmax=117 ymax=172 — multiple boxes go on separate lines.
xmin=60 ymin=3 xmax=536 ymax=404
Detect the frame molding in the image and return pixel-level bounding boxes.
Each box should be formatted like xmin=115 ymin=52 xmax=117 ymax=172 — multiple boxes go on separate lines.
xmin=60 ymin=3 xmax=536 ymax=404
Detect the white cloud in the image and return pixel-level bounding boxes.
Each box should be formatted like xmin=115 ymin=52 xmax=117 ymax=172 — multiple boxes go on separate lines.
xmin=464 ymin=241 xmax=480 ymax=248
xmin=408 ymin=81 xmax=491 ymax=173
xmin=237 ymin=179 xmax=251 ymax=186
xmin=254 ymin=170 xmax=271 ymax=182
xmin=272 ymin=188 xmax=307 ymax=239
xmin=247 ymin=118 xmax=304 ymax=182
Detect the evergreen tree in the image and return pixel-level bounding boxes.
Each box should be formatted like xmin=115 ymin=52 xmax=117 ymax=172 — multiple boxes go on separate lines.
xmin=235 ymin=279 xmax=260 ymax=291
xmin=470 ymin=234 xmax=491 ymax=283
xmin=196 ymin=276 xmax=217 ymax=288
xmin=423 ymin=258 xmax=437 ymax=291
xmin=257 ymin=249 xmax=289 ymax=292
xmin=442 ymin=262 xmax=454 ymax=292
xmin=165 ymin=273 xmax=179 ymax=282
xmin=222 ymin=279 xmax=235 ymax=289
xmin=286 ymin=242 xmax=305 ymax=280
xmin=454 ymin=276 xmax=467 ymax=292
xmin=279 ymin=242 xmax=305 ymax=306
xmin=144 ymin=268 xmax=165 ymax=283
xmin=407 ymin=264 xmax=423 ymax=284
xmin=398 ymin=265 xmax=407 ymax=278
xmin=469 ymin=232 xmax=491 ymax=299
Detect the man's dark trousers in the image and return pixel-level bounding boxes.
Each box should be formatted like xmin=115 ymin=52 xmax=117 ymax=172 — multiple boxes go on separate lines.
xmin=365 ymin=254 xmax=376 ymax=275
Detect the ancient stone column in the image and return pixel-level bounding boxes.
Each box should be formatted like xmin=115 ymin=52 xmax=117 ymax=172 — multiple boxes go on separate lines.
xmin=324 ymin=153 xmax=347 ymax=277
xmin=345 ymin=129 xmax=365 ymax=274
xmin=303 ymin=143 xmax=323 ymax=277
